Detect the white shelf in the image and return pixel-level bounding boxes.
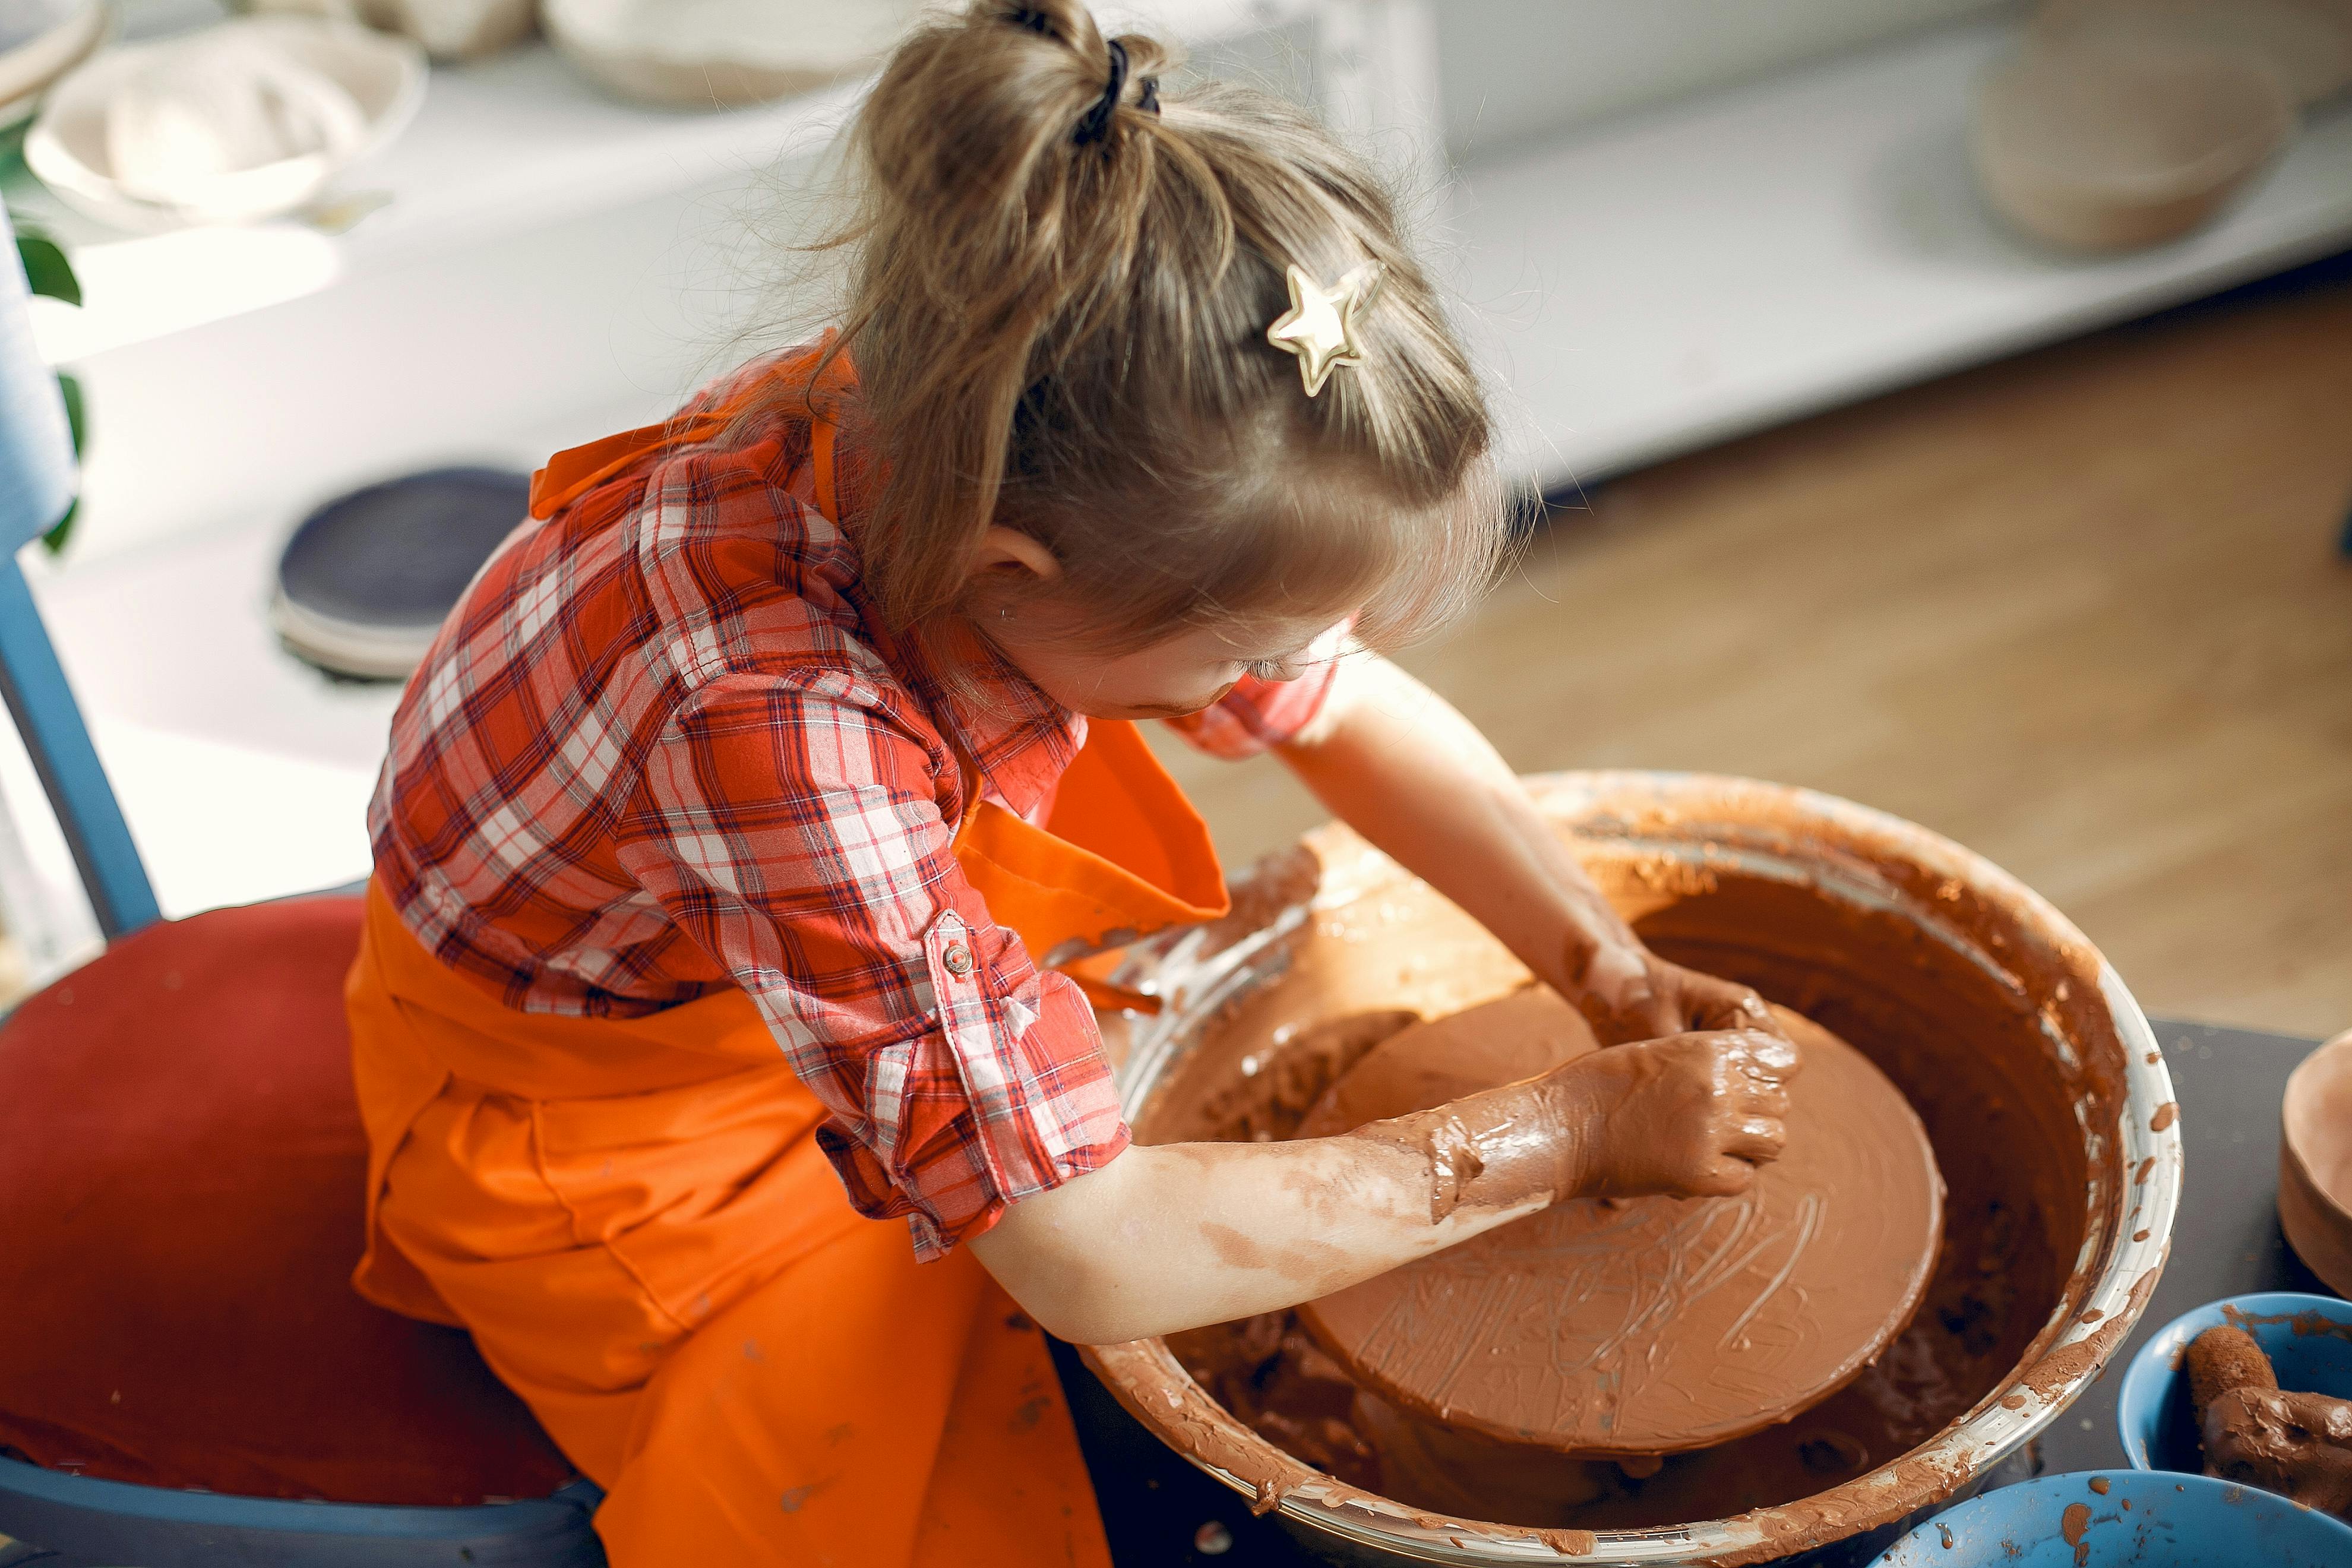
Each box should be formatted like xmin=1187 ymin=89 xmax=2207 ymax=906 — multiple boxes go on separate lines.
xmin=1455 ymin=18 xmax=2352 ymax=489
xmin=11 ymin=0 xmax=1299 ymax=361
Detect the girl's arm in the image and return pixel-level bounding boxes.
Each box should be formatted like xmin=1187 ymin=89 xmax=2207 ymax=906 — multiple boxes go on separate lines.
xmin=971 ymin=1022 xmax=1793 ymax=1343
xmin=976 ymin=649 xmax=1802 ymax=1345
xmin=1275 ymin=651 xmax=1781 ymax=1044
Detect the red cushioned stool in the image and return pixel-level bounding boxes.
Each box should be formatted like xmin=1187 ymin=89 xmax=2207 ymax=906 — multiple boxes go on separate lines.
xmin=0 ymin=899 xmax=601 ymax=1566
xmin=0 ymin=204 xmax=599 ymax=1567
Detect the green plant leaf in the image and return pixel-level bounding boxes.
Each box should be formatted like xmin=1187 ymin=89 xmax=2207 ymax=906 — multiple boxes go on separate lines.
xmin=56 ymin=370 xmax=85 ymax=454
xmin=42 ymin=372 xmax=86 ymax=555
xmin=42 ymin=498 xmax=77 ymax=555
xmin=15 ymin=232 xmax=81 ymax=307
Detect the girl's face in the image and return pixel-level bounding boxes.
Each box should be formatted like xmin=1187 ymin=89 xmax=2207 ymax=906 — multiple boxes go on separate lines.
xmin=988 ymin=609 xmax=1346 ymax=722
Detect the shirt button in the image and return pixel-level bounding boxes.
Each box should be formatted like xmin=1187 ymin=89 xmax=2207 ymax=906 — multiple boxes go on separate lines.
xmin=942 ymin=943 xmax=975 ymax=977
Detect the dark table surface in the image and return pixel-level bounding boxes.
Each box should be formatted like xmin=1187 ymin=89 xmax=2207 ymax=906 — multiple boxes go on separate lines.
xmin=1048 ymin=1018 xmax=2340 ymax=1567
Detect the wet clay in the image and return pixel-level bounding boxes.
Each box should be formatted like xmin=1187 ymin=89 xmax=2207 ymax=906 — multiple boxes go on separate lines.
xmin=2200 ymin=1387 xmax=2352 ymax=1515
xmin=2061 ymin=1500 xmax=2091 ymax=1564
xmin=2190 ymin=1323 xmax=2352 ymax=1516
xmin=1136 ymin=803 xmax=2099 ymax=1537
xmin=1289 ymin=990 xmax=1943 ymax=1456
xmin=2185 ymin=1324 xmax=2275 ymax=1412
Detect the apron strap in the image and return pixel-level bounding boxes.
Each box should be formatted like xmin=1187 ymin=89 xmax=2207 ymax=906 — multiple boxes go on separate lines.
xmin=529 ymin=414 xmax=731 ymax=521
xmin=811 ymin=408 xmax=840 ymax=521
xmin=530 ymin=341 xmax=851 ymax=523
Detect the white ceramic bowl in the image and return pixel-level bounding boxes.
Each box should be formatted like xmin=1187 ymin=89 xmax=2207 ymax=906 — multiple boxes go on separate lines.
xmin=542 ymin=0 xmax=928 ymax=109
xmin=0 ymin=0 xmax=109 ymax=131
xmin=232 ymin=0 xmax=536 ymax=64
xmin=1972 ymin=33 xmax=2294 ymax=254
xmin=24 ymin=15 xmax=424 ymax=232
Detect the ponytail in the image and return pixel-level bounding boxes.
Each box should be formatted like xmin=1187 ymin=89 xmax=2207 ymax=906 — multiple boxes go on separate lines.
xmin=802 ymin=0 xmax=1503 ymax=655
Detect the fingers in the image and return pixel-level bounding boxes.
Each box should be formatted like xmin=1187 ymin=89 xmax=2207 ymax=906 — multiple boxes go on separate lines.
xmin=1722 ymin=1115 xmax=1787 ymax=1165
xmin=1684 ymin=1030 xmax=1794 ymax=1174
xmin=1578 ymin=989 xmax=1678 ymax=1049
xmin=1721 ymin=1026 xmax=1801 ymax=1084
xmin=1687 ymin=1154 xmax=1760 ymax=1197
xmin=1690 ymin=981 xmax=1780 ymax=1036
xmin=1620 ymin=1028 xmax=1796 ymax=1109
xmin=1719 ymin=1033 xmax=1792 ymax=1172
xmin=1570 ymin=1023 xmax=1804 ymax=1199
xmin=1643 ymin=955 xmax=1782 ymax=1036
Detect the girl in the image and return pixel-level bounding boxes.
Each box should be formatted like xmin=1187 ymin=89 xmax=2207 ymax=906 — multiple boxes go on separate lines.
xmin=347 ymin=4 xmax=1798 ymax=1564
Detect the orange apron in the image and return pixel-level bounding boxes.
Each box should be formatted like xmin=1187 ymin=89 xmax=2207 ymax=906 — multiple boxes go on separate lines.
xmin=347 ymin=355 xmax=1228 ymax=1568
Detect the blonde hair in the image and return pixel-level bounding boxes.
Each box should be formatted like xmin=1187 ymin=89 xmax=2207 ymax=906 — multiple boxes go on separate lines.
xmin=791 ymin=0 xmax=1504 ymax=654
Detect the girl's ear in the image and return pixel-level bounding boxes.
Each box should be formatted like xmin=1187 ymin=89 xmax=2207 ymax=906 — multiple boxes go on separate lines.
xmin=970 ymin=525 xmax=1065 ymax=585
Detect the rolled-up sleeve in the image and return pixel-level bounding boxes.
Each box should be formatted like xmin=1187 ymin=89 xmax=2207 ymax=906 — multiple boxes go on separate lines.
xmin=1162 ymin=621 xmax=1351 ymax=760
xmin=618 ymin=669 xmax=1128 ymax=1258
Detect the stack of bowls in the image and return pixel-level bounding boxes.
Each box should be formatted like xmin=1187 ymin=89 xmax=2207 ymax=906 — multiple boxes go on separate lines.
xmin=1866 ymin=1468 xmax=2352 ymax=1566
xmin=0 ymin=0 xmax=107 ymax=136
xmin=1867 ymin=1291 xmax=2352 ymax=1564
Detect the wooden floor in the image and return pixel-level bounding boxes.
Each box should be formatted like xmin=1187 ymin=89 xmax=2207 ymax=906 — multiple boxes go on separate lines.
xmin=1151 ymin=268 xmax=2352 ymax=1040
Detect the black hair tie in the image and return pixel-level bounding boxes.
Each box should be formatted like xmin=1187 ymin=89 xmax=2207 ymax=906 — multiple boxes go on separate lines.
xmin=1073 ymin=38 xmax=1157 ymax=144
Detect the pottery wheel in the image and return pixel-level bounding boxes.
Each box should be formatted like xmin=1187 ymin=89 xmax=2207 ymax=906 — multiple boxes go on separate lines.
xmin=1293 ymin=988 xmax=1945 ymax=1456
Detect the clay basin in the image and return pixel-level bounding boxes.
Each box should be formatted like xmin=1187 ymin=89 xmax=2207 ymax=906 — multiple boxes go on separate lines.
xmin=2278 ymin=1030 xmax=2352 ymax=1297
xmin=1083 ymin=773 xmax=2180 ymax=1566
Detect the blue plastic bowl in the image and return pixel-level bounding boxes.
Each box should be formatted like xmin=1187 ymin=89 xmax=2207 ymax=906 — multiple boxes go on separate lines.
xmin=1866 ymin=1470 xmax=2352 ymax=1565
xmin=2116 ymin=1291 xmax=2352 ymax=1474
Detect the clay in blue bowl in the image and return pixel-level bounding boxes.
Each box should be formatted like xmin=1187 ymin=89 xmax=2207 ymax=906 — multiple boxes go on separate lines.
xmin=1867 ymin=1469 xmax=2352 ymax=1565
xmin=2116 ymin=1291 xmax=2352 ymax=1477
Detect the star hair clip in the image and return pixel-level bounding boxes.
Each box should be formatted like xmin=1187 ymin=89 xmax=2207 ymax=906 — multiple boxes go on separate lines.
xmin=1266 ymin=261 xmax=1384 ymax=397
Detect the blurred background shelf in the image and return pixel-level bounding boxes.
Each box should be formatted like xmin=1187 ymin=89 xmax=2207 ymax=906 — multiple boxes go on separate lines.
xmin=5 ymin=0 xmax=1295 ymax=361
xmin=1455 ymin=18 xmax=2352 ymax=489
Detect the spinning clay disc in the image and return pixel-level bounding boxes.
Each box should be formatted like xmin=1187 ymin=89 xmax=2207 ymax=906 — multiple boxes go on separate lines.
xmin=1294 ymin=988 xmax=1943 ymax=1456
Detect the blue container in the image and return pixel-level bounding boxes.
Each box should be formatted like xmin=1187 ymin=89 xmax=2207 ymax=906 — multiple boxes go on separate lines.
xmin=2116 ymin=1291 xmax=2352 ymax=1474
xmin=1866 ymin=1470 xmax=2352 ymax=1566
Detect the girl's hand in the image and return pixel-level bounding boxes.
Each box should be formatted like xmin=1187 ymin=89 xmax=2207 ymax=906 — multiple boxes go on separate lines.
xmin=1573 ymin=942 xmax=1784 ymax=1047
xmin=974 ymin=1027 xmax=1800 ymax=1345
xmin=1543 ymin=1026 xmax=1800 ymax=1199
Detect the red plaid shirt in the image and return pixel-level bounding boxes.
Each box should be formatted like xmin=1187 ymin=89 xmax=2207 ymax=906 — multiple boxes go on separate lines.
xmin=371 ymin=352 xmax=1339 ymax=1257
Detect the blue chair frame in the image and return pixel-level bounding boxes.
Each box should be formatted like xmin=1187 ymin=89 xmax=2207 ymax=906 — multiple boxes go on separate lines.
xmin=0 ymin=199 xmax=605 ymax=1568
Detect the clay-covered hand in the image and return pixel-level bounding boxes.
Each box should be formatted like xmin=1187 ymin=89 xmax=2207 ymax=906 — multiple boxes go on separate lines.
xmin=1572 ymin=943 xmax=1784 ymax=1047
xmin=1547 ymin=1028 xmax=1800 ymax=1199
xmin=2202 ymin=1386 xmax=2352 ymax=1516
xmin=1361 ymin=1025 xmax=1799 ymax=1225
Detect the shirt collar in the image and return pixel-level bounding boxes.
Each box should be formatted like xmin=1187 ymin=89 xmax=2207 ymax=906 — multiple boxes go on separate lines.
xmin=891 ymin=618 xmax=1085 ymax=821
xmin=829 ymin=419 xmax=1083 ymax=818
